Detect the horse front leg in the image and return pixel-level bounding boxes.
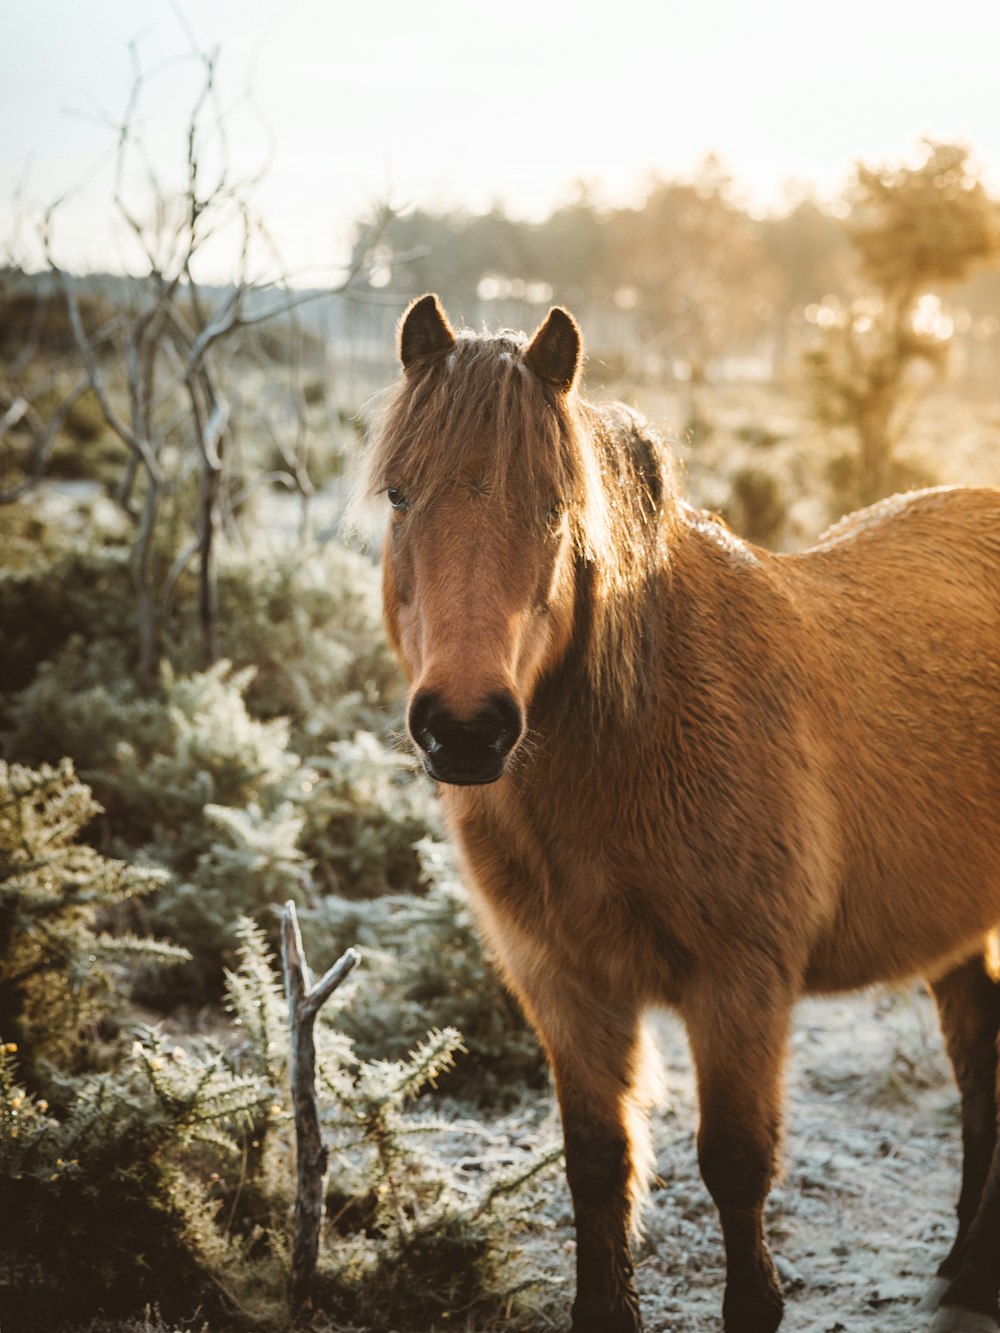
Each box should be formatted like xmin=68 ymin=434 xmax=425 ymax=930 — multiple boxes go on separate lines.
xmin=684 ymin=984 xmax=792 ymax=1333
xmin=538 ymin=995 xmax=660 ymax=1333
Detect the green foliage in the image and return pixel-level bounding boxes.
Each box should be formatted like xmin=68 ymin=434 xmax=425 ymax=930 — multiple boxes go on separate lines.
xmin=805 ymin=142 xmax=1000 ymax=511
xmin=0 ymin=755 xmax=552 ymax=1325
xmin=207 ymin=539 xmax=403 ymax=743
xmin=301 ymin=731 xmax=440 ymax=898
xmin=0 ymin=538 xmax=136 ymax=699
xmin=106 ymin=662 xmax=299 ymax=862
xmin=306 ymin=840 xmax=547 ymax=1104
xmin=0 ymin=513 xmax=437 ymax=1001
xmin=222 ymin=924 xmax=558 ymax=1331
xmin=1 ymin=883 xmax=558 ymax=1331
xmin=0 ymin=1036 xmax=272 ymax=1329
xmin=0 ymin=759 xmax=183 ymax=1084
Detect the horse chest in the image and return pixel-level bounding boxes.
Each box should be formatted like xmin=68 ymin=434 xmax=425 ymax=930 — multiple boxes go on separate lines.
xmin=449 ymin=792 xmax=697 ymax=1005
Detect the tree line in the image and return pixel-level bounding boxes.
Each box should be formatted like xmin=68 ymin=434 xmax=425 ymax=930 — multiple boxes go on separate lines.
xmin=352 ymin=144 xmax=1000 ymax=389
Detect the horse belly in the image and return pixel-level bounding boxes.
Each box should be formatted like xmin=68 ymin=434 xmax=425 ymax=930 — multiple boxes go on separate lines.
xmin=802 ymin=709 xmax=1000 ymax=992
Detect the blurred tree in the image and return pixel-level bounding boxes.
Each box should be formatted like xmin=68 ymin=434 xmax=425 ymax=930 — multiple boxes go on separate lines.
xmin=759 ymin=197 xmax=853 ymax=376
xmin=5 ymin=45 xmax=383 ymax=687
xmin=604 ymin=159 xmax=779 ymax=431
xmin=805 ymin=141 xmax=1000 ymax=509
xmin=352 ymin=192 xmax=609 ymax=318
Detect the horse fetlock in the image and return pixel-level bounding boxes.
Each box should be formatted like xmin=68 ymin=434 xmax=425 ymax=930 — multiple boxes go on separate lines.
xmin=722 ymin=1263 xmax=784 ymax=1333
xmin=722 ymin=1289 xmax=784 ymax=1333
xmin=570 ymin=1292 xmax=642 ymax=1333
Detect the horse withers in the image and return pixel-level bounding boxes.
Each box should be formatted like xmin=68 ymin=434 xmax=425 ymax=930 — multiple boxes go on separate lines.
xmin=356 ymin=292 xmax=1000 ymax=1333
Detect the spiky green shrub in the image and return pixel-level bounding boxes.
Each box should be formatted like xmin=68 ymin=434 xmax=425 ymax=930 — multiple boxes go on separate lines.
xmin=0 ymin=763 xmax=270 ymax=1328
xmin=318 ymin=1025 xmax=559 ymax=1330
xmin=0 ymin=510 xmax=400 ymax=751
xmin=0 ymin=507 xmax=438 ymax=1003
xmin=0 ymin=775 xmax=559 ymax=1332
xmin=301 ymin=731 xmax=441 ymax=898
xmin=208 ymin=541 xmax=403 ymax=744
xmin=0 ymin=1035 xmax=274 ymax=1329
xmin=224 ymin=921 xmax=560 ymax=1332
xmin=0 ymin=759 xmax=183 ymax=1084
xmin=0 ymin=541 xmax=136 ymax=701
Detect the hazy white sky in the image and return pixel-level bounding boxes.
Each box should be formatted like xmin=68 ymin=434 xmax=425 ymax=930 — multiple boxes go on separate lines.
xmin=4 ymin=0 xmax=1000 ymax=279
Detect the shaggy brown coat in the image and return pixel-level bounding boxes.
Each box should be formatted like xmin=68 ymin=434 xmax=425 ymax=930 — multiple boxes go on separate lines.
xmin=359 ymin=293 xmax=1000 ymax=1333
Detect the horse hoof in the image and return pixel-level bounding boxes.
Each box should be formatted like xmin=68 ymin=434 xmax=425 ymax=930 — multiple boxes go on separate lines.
xmin=921 ymin=1278 xmax=953 ymax=1312
xmin=929 ymin=1307 xmax=1000 ymax=1333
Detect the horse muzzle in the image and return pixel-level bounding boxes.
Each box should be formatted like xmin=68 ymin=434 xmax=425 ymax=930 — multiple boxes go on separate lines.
xmin=407 ymin=689 xmax=524 ymax=785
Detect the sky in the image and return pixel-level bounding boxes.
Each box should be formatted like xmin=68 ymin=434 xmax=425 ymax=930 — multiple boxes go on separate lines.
xmin=4 ymin=0 xmax=1000 ymax=281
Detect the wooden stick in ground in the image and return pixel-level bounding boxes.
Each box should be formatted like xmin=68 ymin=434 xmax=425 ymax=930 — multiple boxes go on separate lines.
xmin=281 ymin=899 xmax=359 ymax=1320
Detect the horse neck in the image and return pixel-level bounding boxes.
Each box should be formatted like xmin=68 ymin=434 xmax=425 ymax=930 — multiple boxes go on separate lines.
xmin=532 ymin=511 xmax=778 ymax=758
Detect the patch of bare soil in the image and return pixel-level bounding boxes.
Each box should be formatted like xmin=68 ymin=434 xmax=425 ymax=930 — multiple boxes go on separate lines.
xmin=441 ymin=984 xmax=962 ymax=1333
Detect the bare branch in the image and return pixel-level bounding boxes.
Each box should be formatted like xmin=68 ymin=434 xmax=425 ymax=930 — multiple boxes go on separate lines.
xmin=281 ymin=899 xmax=358 ymax=1319
xmin=0 ymin=379 xmax=91 ymax=505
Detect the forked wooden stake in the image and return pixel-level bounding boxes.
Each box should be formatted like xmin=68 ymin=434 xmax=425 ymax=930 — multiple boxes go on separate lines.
xmin=281 ymin=899 xmax=359 ymax=1319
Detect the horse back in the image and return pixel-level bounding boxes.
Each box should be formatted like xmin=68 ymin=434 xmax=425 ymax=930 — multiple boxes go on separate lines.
xmin=781 ymin=486 xmax=1000 ymax=990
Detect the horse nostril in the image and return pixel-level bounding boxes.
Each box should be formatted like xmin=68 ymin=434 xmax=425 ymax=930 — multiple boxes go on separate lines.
xmin=484 ymin=691 xmax=523 ymax=755
xmin=408 ymin=689 xmax=441 ymax=754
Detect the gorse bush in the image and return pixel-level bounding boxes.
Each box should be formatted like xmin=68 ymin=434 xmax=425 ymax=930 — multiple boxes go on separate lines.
xmin=223 ymin=921 xmax=560 ymax=1332
xmin=0 ymin=1038 xmax=272 ymax=1329
xmin=0 ymin=759 xmax=261 ymax=1327
xmin=0 ymin=497 xmax=398 ymax=732
xmin=0 ymin=872 xmax=559 ymax=1331
xmin=0 ymin=490 xmax=561 ymax=1328
xmin=0 ymin=504 xmax=439 ymax=1000
xmin=301 ymin=730 xmax=441 ymax=899
xmin=207 ymin=540 xmax=402 ymax=744
xmin=0 ymin=759 xmax=183 ymax=1085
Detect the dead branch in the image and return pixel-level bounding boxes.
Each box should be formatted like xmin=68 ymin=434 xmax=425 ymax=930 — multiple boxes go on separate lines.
xmin=281 ymin=899 xmax=358 ymax=1320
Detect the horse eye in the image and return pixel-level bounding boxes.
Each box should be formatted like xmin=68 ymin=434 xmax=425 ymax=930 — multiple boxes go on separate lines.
xmin=546 ymin=502 xmax=564 ymax=526
xmin=387 ymin=487 xmax=410 ymax=513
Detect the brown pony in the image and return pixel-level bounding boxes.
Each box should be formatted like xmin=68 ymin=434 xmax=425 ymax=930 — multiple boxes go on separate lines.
xmin=356 ymin=293 xmax=1000 ymax=1333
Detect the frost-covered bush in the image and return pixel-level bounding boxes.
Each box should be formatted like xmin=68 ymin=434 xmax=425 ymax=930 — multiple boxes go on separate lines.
xmin=5 ymin=646 xmax=425 ymax=989
xmin=0 ymin=908 xmax=559 ymax=1331
xmin=305 ymin=840 xmax=547 ymax=1104
xmin=301 ymin=730 xmax=441 ymax=898
xmin=0 ymin=541 xmax=136 ymax=702
xmin=223 ymin=921 xmax=560 ymax=1331
xmin=207 ymin=540 xmax=404 ymax=744
xmin=0 ymin=1031 xmax=275 ymax=1328
xmin=0 ymin=509 xmax=401 ymax=754
xmin=0 ymin=759 xmax=183 ymax=1085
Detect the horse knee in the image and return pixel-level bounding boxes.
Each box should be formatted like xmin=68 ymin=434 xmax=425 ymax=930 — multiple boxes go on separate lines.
xmin=698 ymin=1122 xmax=778 ymax=1212
xmin=564 ymin=1116 xmax=632 ymax=1204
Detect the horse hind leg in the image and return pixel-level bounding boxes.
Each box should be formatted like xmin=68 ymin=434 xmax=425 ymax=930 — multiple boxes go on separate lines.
xmin=928 ymin=951 xmax=1000 ymax=1332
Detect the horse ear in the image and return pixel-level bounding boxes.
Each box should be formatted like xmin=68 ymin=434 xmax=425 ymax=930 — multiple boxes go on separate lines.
xmin=523 ymin=307 xmax=582 ymax=393
xmin=399 ymin=294 xmax=456 ymax=370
